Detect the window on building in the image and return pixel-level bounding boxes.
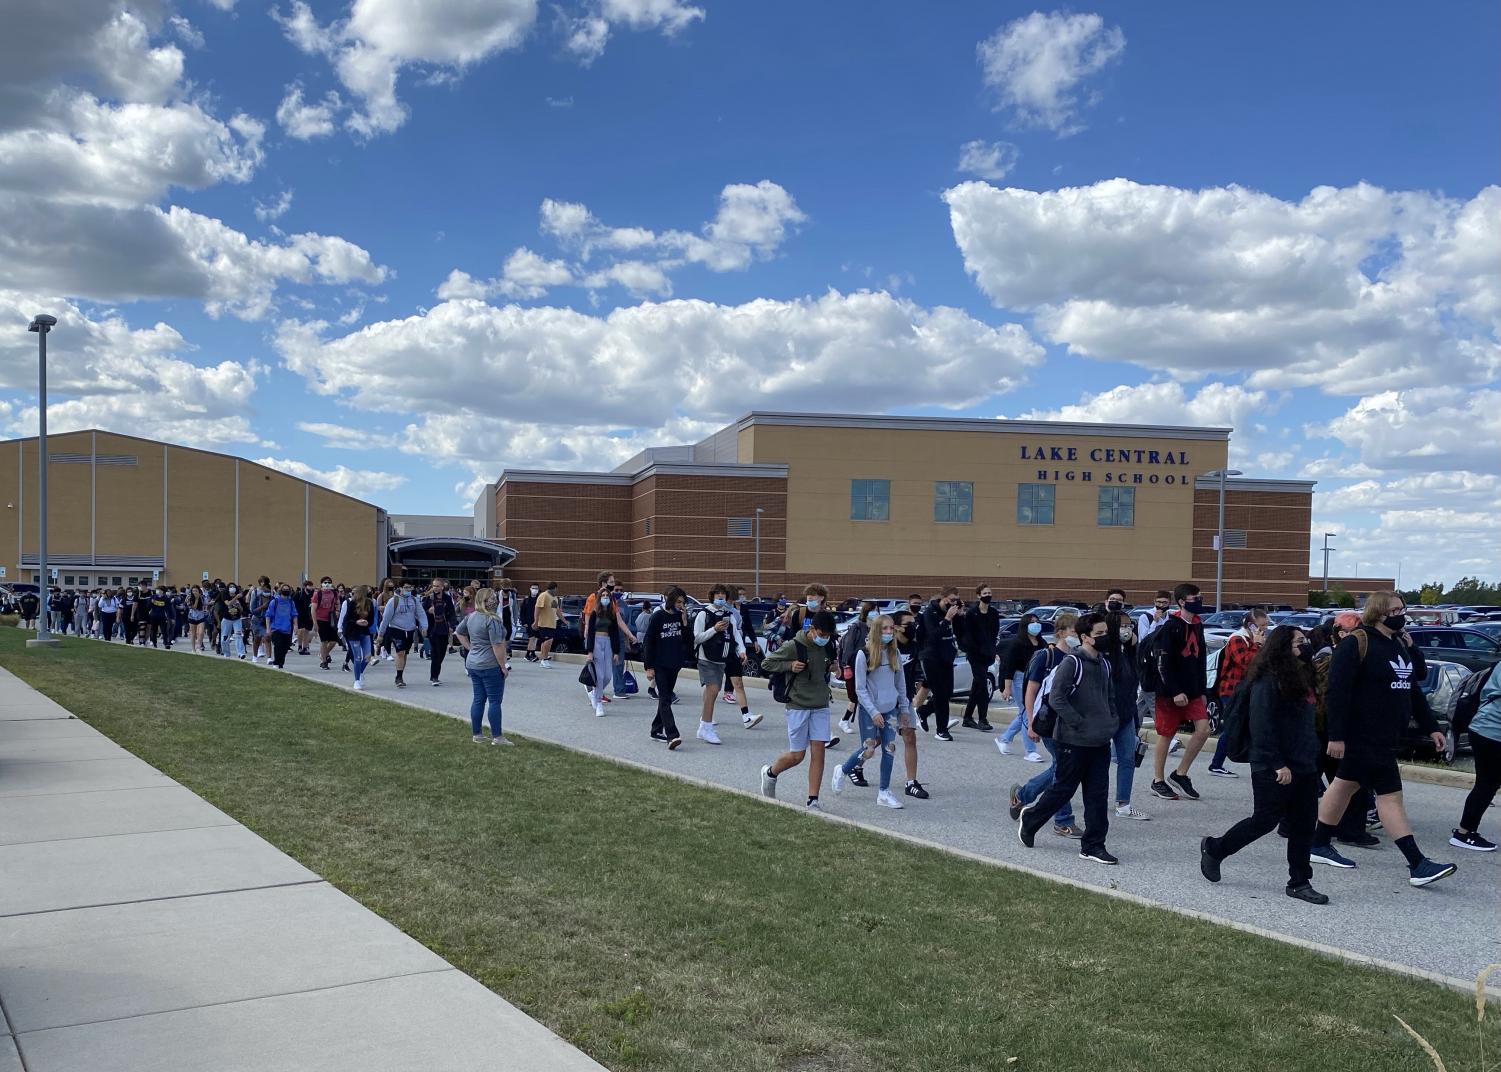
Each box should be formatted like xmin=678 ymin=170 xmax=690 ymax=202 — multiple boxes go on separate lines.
xmin=934 ymin=481 xmax=973 ymax=523
xmin=63 ymin=575 xmax=74 ymax=586
xmin=726 ymin=518 xmax=753 ymax=537
xmin=111 ymin=576 xmax=122 ymax=586
xmin=1097 ymin=487 xmax=1135 ymax=527
xmin=850 ymin=479 xmax=890 ymax=521
xmin=1017 ymin=483 xmax=1055 ymax=525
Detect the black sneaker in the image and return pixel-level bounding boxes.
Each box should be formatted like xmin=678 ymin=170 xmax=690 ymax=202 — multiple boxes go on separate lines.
xmin=1199 ymin=837 xmax=1221 ymax=883
xmin=648 ymin=686 xmax=659 ymax=699
xmin=1334 ymin=831 xmax=1381 ymax=849
xmin=1149 ymin=780 xmax=1180 ymax=801
xmin=1366 ymin=808 xmax=1382 ymax=830
xmin=396 ymin=676 xmax=406 ymax=689
xmin=904 ymin=780 xmax=929 ymax=800
xmin=826 ymin=736 xmax=841 ymax=749
xmin=649 ymin=730 xmax=669 ymax=742
xmin=1450 ymin=829 xmax=1497 ymax=852
xmin=962 ymin=718 xmax=981 ymax=730
xmin=935 ymin=731 xmax=954 ymax=743
xmin=1286 ymin=882 xmax=1329 ymax=905
xmin=1408 ymin=858 xmax=1457 ymax=887
xmin=1017 ymin=800 xmax=1038 ymax=848
xmin=1080 ymin=847 xmax=1118 ymax=865
xmin=918 ymin=713 xmax=930 ymax=734
xmin=1168 ymin=772 xmax=1200 ymax=800
xmin=977 ymin=721 xmax=994 ymax=733
xmin=1007 ymin=783 xmax=1023 ymax=821
xmin=848 ymin=766 xmax=869 ymax=788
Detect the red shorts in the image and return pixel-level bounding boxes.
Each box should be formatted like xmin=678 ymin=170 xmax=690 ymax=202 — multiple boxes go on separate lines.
xmin=1154 ymin=694 xmax=1207 ymax=736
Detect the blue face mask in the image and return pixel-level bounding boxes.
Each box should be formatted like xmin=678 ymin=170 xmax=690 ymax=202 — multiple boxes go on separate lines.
xmin=866 ymin=611 xmax=877 ymax=623
xmin=1027 ymin=622 xmax=1043 ymax=636
xmin=713 ymin=598 xmax=727 ymax=608
xmin=806 ymin=598 xmax=822 ymax=610
xmin=812 ymin=635 xmax=829 ymax=647
xmin=881 ymin=632 xmax=896 ymax=644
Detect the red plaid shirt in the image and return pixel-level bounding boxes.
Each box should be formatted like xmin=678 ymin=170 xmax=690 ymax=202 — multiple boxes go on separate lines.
xmin=1216 ymin=633 xmax=1258 ymax=696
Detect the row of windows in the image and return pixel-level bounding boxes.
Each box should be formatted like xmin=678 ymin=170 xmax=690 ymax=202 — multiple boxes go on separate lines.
xmin=849 ymin=481 xmax=1136 ymax=528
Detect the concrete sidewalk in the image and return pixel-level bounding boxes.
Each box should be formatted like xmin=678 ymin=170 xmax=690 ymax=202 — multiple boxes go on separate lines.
xmin=0 ymin=666 xmax=606 ymax=1072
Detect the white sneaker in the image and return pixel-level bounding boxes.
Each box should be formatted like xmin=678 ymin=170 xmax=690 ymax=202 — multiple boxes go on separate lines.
xmin=839 ymin=714 xmax=856 ymax=734
xmin=1116 ymin=803 xmax=1151 ymax=821
xmin=352 ymin=679 xmax=364 ymax=691
xmin=696 ymin=722 xmax=722 ymax=745
xmin=1024 ymin=751 xmax=1045 ymax=763
xmin=997 ymin=740 xmax=1013 ymax=755
xmin=540 ymin=659 xmax=552 ymax=668
xmin=384 ymin=653 xmax=395 ymax=663
xmin=1168 ymin=737 xmax=1183 ymax=755
xmin=472 ymin=734 xmax=485 ymax=744
xmin=593 ymin=703 xmax=606 ymax=717
xmin=742 ymin=712 xmax=764 ymax=729
xmin=831 ymin=765 xmax=846 ymax=794
xmin=876 ymin=789 xmax=904 ymax=809
xmin=490 ymin=736 xmax=514 ymax=747
xmin=759 ymin=764 xmax=777 ymax=798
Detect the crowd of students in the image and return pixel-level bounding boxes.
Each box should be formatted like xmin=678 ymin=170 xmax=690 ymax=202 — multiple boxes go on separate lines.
xmin=20 ymin=572 xmax=1496 ymax=902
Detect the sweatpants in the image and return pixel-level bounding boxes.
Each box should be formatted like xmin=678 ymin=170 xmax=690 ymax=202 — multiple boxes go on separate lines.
xmin=429 ymin=633 xmax=450 ymax=681
xmin=651 ymin=665 xmax=682 ymax=740
xmin=962 ymin=653 xmax=993 ymax=723
xmin=920 ymin=656 xmax=954 ymax=733
xmin=270 ymin=630 xmax=293 ymax=667
xmin=1021 ymin=741 xmax=1111 ymax=854
xmin=1207 ymin=770 xmax=1319 ymax=887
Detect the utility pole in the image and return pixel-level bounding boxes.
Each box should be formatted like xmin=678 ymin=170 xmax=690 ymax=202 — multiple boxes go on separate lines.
xmin=1321 ymin=532 xmax=1336 ymax=593
xmin=28 ymin=314 xmax=60 ymax=649
xmin=754 ymin=507 xmax=763 ymax=598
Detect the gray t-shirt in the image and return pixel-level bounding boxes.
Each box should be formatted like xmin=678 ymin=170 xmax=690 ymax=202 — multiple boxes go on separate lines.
xmin=457 ymin=611 xmax=508 ymax=670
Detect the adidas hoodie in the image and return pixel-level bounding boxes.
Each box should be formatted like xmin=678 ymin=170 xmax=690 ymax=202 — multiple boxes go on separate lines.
xmin=1325 ymin=626 xmax=1438 ymax=753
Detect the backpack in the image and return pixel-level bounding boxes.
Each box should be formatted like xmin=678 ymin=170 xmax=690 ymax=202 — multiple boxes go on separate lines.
xmin=1453 ymin=665 xmax=1493 ymax=739
xmin=1032 ymin=653 xmax=1080 ymax=738
xmin=1217 ymin=680 xmax=1254 ymax=764
xmin=769 ymin=639 xmax=810 ymax=705
xmin=1137 ymin=626 xmax=1165 ymax=693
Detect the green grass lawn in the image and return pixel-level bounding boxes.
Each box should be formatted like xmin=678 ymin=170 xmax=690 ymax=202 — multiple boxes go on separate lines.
xmin=3 ymin=630 xmax=1492 ymax=1072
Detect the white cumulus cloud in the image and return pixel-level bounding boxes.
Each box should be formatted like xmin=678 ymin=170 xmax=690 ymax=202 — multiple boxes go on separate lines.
xmin=564 ymin=0 xmax=704 ymax=64
xmin=255 ymin=457 xmax=407 ymax=500
xmin=957 ymin=140 xmax=1020 ymax=181
xmin=977 ymin=11 xmax=1125 ymax=134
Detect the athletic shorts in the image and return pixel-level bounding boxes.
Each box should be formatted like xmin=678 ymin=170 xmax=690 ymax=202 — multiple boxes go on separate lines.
xmin=698 ymin=661 xmax=726 ymax=688
xmin=1335 ymin=749 xmax=1403 ymax=797
xmin=723 ymin=652 xmax=744 ymax=679
xmin=385 ymin=629 xmax=416 ymax=654
xmin=249 ymin=616 xmax=267 ymax=637
xmin=533 ymin=626 xmax=556 ymax=641
xmin=316 ymin=620 xmax=338 ymax=643
xmin=297 ymin=614 xmax=314 ymax=630
xmin=1154 ymin=694 xmax=1207 ymax=736
xmin=785 ymin=707 xmax=831 ymax=751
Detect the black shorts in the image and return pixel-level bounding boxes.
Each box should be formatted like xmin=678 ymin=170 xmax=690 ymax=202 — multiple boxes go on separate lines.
xmin=1335 ymin=749 xmax=1403 ymax=797
xmin=316 ymin=620 xmax=338 ymax=643
xmin=386 ymin=629 xmax=416 ymax=654
xmin=724 ymin=653 xmax=745 ymax=679
xmin=297 ymin=614 xmax=314 ymax=630
xmin=533 ymin=626 xmax=556 ymax=641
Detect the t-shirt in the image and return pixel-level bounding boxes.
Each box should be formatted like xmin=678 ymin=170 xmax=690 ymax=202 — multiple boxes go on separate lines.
xmin=457 ymin=611 xmax=509 ymax=670
xmin=534 ymin=591 xmax=559 ymax=628
xmin=1024 ymin=645 xmax=1066 ymax=717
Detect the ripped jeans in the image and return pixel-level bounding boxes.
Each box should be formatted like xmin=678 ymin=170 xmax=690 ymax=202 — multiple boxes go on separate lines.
xmin=840 ymin=705 xmax=899 ymax=791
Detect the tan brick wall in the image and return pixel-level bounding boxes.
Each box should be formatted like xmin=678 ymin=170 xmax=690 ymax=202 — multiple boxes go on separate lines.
xmin=1191 ymin=488 xmax=1312 ymax=605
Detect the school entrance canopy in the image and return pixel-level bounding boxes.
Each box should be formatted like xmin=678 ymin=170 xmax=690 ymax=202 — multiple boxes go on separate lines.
xmin=387 ymin=537 xmax=516 ymax=584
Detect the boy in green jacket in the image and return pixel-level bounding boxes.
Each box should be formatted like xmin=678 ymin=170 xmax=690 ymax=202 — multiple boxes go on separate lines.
xmin=760 ymin=610 xmax=838 ymax=808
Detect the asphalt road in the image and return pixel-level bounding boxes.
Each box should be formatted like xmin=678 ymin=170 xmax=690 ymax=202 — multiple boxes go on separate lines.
xmin=150 ymin=642 xmax=1501 ymax=985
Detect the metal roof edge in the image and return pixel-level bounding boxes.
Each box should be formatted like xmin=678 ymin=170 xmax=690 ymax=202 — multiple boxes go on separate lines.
xmin=732 ymin=411 xmax=1233 ymax=442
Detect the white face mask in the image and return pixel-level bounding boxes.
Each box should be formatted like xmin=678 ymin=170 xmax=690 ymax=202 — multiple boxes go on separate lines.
xmin=530 ymin=587 xmax=539 ymax=595
xmin=1119 ymin=627 xmax=1132 ymax=642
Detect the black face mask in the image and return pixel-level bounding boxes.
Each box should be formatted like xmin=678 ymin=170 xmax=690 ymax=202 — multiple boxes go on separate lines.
xmin=979 ymin=595 xmax=991 ymax=604
xmin=908 ymin=604 xmax=921 ymax=613
xmin=1183 ymin=598 xmax=1204 ymax=615
xmin=1383 ymin=614 xmax=1406 ymax=632
xmin=1106 ymin=600 xmax=1123 ymax=612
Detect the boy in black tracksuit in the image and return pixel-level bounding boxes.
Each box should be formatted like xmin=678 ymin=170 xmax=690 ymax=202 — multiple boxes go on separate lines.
xmin=919 ymin=589 xmax=962 ymax=741
xmin=643 ymin=588 xmax=691 ymax=747
xmin=961 ymin=585 xmax=1001 ymax=731
xmin=1312 ymin=603 xmax=1455 ymax=885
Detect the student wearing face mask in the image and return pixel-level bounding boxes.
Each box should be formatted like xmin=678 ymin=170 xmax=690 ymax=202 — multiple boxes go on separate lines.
xmin=378 ymin=582 xmax=429 ymax=688
xmin=521 ymin=584 xmax=540 ymax=662
xmin=889 ymin=609 xmax=930 ymax=800
xmin=1137 ymin=590 xmax=1172 ymax=639
xmin=294 ymin=580 xmax=315 ymax=656
xmin=583 ymin=573 xmax=636 ymax=716
xmin=838 ymin=601 xmax=879 ymax=735
xmin=997 ymin=614 xmax=1047 ymax=761
xmin=1303 ymin=614 xmax=1378 ymax=847
xmin=1100 ymin=595 xmax=1149 ymax=821
xmin=265 ymin=583 xmax=298 ymax=668
xmin=1149 ymin=583 xmax=1212 ymax=802
xmin=217 ymin=585 xmax=245 ymax=659
xmin=1206 ymin=608 xmax=1269 ymax=778
xmin=759 ymin=610 xmax=838 ymax=808
xmin=246 ymin=576 xmax=275 ymax=663
xmin=904 ymin=594 xmax=930 ymax=714
xmin=832 ymin=615 xmax=913 ymax=809
xmin=961 ymin=583 xmax=1001 ymax=732
xmin=1199 ymin=627 xmax=1328 ymax=903
xmin=719 ymin=587 xmax=761 ymax=728
xmin=1008 ymin=612 xmax=1083 ymax=839
xmin=1016 ymin=613 xmax=1119 ymax=864
xmin=918 ymin=587 xmax=963 ymax=741
xmin=693 ymin=583 xmax=746 ymax=745
xmin=643 ymin=587 xmax=691 ymax=749
xmin=1310 ymin=592 xmax=1455 ymax=886
xmin=311 ymin=577 xmax=341 ymax=669
xmin=146 ymin=586 xmax=171 ymax=648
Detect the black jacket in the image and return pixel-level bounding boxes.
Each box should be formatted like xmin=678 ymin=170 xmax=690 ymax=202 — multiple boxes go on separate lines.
xmin=1004 ymin=632 xmax=1042 ymax=676
xmin=919 ymin=600 xmax=959 ymax=662
xmin=1247 ymin=677 xmax=1321 ymax=774
xmin=1157 ymin=612 xmax=1207 ymax=700
xmin=1326 ymin=627 xmax=1437 ymax=753
xmin=960 ymin=604 xmax=1000 ymax=660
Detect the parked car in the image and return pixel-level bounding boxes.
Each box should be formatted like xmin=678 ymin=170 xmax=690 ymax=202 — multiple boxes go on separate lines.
xmin=550 ymin=610 xmax=585 ymax=654
xmin=1469 ymin=621 xmax=1501 ymax=643
xmin=1269 ymin=612 xmax=1324 ymax=630
xmin=1413 ymin=658 xmax=1471 ymax=758
xmin=1201 ymin=611 xmax=1248 ymax=629
xmin=1028 ymin=605 xmax=1068 ymax=623
xmin=1405 ymin=627 xmax=1501 ymax=673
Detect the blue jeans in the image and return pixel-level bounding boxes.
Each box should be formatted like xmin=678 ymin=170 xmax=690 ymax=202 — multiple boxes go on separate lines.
xmin=999 ymin=671 xmax=1033 ymax=745
xmin=348 ymin=636 xmax=372 ymax=682
xmin=468 ymin=665 xmax=505 ymax=736
xmin=841 ymin=706 xmax=899 ymax=790
xmin=1110 ymin=716 xmax=1139 ymax=806
xmin=612 ymin=655 xmax=627 ymax=695
xmin=219 ymin=619 xmax=243 ymax=658
xmin=1016 ymin=737 xmax=1074 ymax=826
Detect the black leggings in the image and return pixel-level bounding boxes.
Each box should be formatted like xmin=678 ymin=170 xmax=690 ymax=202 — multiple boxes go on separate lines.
xmin=1461 ymin=730 xmax=1501 ymax=833
xmin=651 ymin=665 xmax=681 ymax=740
xmin=1209 ymin=770 xmax=1319 ymax=887
xmin=963 ymin=653 xmax=993 ymax=722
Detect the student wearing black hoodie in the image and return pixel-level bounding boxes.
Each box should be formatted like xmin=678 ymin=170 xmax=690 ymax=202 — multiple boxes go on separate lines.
xmin=1310 ymin=592 xmax=1455 ymax=886
xmin=960 ymin=583 xmax=1001 ymax=732
xmin=1150 ymin=582 xmax=1211 ymax=802
xmin=643 ymin=586 xmax=691 ymax=749
xmin=918 ymin=587 xmax=962 ymax=741
xmin=1199 ymin=626 xmax=1328 ymax=904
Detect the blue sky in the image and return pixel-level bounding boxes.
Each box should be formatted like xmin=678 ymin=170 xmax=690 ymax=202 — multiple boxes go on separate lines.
xmin=0 ymin=0 xmax=1496 ymax=588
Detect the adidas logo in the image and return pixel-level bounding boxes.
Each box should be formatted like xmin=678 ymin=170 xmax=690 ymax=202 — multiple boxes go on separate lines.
xmin=1389 ymin=654 xmax=1413 ymax=690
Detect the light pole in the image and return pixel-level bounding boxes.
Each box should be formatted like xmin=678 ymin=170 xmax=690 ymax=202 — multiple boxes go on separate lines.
xmin=1203 ymin=468 xmax=1243 ymax=611
xmin=27 ymin=314 xmax=60 ymax=649
xmin=754 ymin=507 xmax=764 ymax=598
xmin=1321 ymin=532 xmax=1337 ymax=592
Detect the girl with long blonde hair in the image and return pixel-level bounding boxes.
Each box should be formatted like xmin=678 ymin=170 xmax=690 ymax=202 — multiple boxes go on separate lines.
xmin=831 ymin=614 xmax=912 ymax=809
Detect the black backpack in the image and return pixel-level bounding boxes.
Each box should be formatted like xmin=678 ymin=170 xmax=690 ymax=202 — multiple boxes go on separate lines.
xmin=769 ymin=639 xmax=810 ymax=704
xmin=1217 ymin=680 xmax=1254 ymax=764
xmin=1453 ymin=665 xmax=1493 ymax=739
xmin=1137 ymin=626 xmax=1165 ymax=693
